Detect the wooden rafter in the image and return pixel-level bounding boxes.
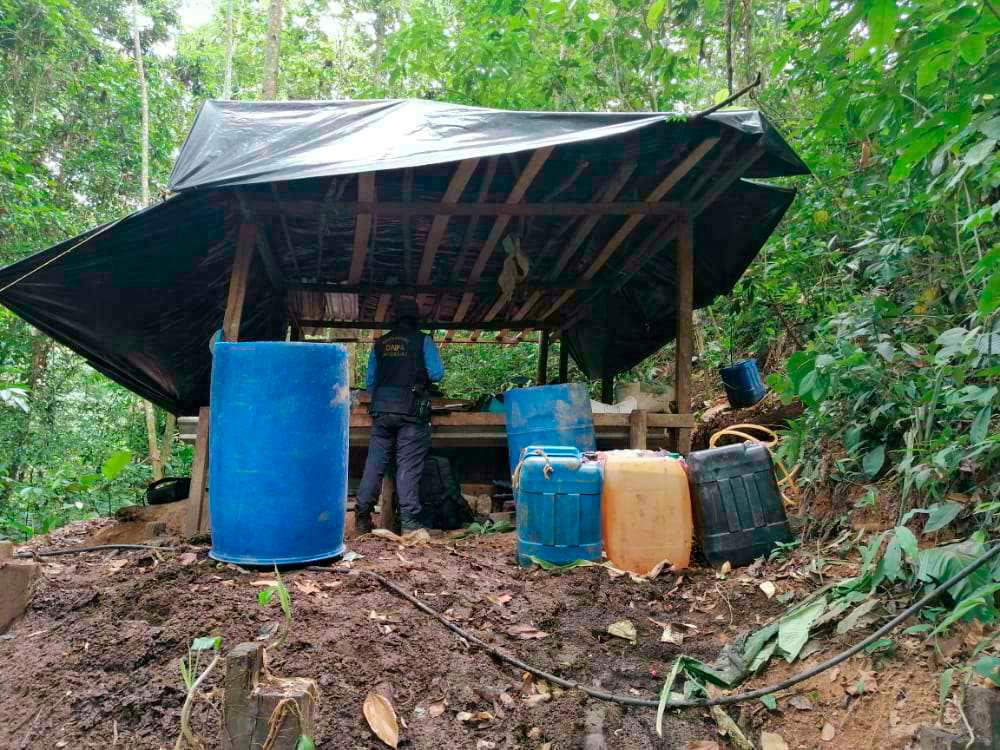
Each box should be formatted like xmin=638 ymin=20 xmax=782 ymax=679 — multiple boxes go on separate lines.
xmin=269 ymin=184 xmax=301 ymax=275
xmin=417 ymin=158 xmax=480 ymax=284
xmin=348 ymin=172 xmax=376 ymax=284
xmin=513 ymin=161 xmax=638 ymax=324
xmin=251 ymin=199 xmax=683 ymax=218
xmin=539 ymin=137 xmax=720 ymax=320
xmin=452 ymin=147 xmax=554 ymax=325
xmin=692 ymin=144 xmax=765 ymax=217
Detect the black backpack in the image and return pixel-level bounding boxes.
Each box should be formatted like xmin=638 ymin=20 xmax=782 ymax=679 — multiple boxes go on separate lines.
xmin=418 ymin=455 xmax=475 ymax=530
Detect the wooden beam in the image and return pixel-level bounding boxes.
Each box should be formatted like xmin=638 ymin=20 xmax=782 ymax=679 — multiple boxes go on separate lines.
xmin=236 ymin=195 xmax=284 ymax=290
xmin=270 ymin=184 xmax=301 ymax=275
xmin=452 ymin=147 xmax=554 ymax=324
xmin=417 ymin=158 xmax=480 ymax=284
xmin=536 ymin=329 xmax=550 ymax=385
xmin=298 ymin=318 xmax=552 ymax=331
xmin=223 ymin=223 xmax=258 ymax=341
xmin=374 ymin=293 xmax=393 ymax=323
xmin=675 ymin=215 xmax=694 ymax=454
xmin=539 ymin=137 xmax=719 ymax=320
xmin=348 ymin=173 xmax=376 ymax=284
xmin=250 ymin=198 xmax=684 ymax=218
xmin=629 ymin=409 xmax=648 ymax=450
xmin=601 ymin=374 xmax=614 ymax=404
xmin=182 ymin=406 xmax=211 ymax=537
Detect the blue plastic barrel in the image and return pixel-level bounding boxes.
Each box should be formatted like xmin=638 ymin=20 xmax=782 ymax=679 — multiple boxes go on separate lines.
xmin=209 ymin=341 xmax=350 ymax=565
xmin=515 ymin=446 xmax=602 ymax=567
xmin=504 ymin=384 xmax=596 ymax=476
xmin=719 ymin=358 xmax=766 ymax=408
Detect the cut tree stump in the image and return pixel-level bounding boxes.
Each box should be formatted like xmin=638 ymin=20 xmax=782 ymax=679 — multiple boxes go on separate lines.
xmin=221 ymin=642 xmax=318 ymax=750
xmin=0 ymin=541 xmax=41 ymax=633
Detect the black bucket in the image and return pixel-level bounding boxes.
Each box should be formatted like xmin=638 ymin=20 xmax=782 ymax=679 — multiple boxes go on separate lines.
xmin=146 ymin=477 xmax=191 ymax=505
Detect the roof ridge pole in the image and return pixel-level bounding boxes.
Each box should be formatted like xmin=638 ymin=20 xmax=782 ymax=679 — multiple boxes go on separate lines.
xmin=539 ymin=136 xmax=720 ymax=321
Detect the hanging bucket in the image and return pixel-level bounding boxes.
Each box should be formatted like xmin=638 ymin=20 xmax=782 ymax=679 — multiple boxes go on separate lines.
xmin=719 ymin=358 xmax=766 ymax=409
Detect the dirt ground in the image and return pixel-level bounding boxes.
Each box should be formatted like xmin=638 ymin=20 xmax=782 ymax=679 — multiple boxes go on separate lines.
xmin=0 ymin=518 xmax=969 ymax=750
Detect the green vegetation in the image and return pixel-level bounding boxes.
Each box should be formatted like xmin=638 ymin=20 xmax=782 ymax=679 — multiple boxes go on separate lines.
xmin=1 ymin=0 xmax=997 ymax=546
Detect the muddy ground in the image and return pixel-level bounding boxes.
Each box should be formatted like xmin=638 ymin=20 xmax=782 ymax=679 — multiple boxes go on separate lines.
xmin=0 ymin=519 xmax=968 ymax=749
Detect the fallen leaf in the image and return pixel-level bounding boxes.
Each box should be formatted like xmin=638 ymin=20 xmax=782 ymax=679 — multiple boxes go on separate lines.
xmin=828 ymin=667 xmax=840 ymax=682
xmin=683 ymin=742 xmax=721 ymax=750
xmin=607 ymin=620 xmax=637 ymax=643
xmin=106 ymin=559 xmax=128 ymax=572
xmin=369 ymin=610 xmax=388 ymax=622
xmin=428 ymin=700 xmax=446 ymax=718
xmin=788 ymin=695 xmax=813 ymax=711
xmin=846 ymin=669 xmax=879 ymax=696
xmin=499 ymin=692 xmax=515 ymax=707
xmin=717 ymin=561 xmax=732 ymax=578
xmin=759 ymin=581 xmax=777 ymax=599
xmin=476 ymin=741 xmax=496 ymax=750
xmin=177 ymin=552 xmax=198 ymax=566
xmin=540 ymin=744 xmax=552 ymax=750
xmin=294 ymin=580 xmax=321 ymax=595
xmin=486 ymin=593 xmax=513 ymax=606
xmin=527 ymin=727 xmax=542 ymax=740
xmin=658 ymin=622 xmax=684 ymax=645
xmin=371 ymin=529 xmax=403 ymax=542
xmin=456 ymin=710 xmax=494 ymax=723
xmin=402 ymin=529 xmax=432 ymax=546
xmin=363 ymin=692 xmax=399 ymax=748
xmin=759 ymin=732 xmax=789 ymax=750
xmin=342 ymin=550 xmax=363 ymax=562
xmin=255 ymin=622 xmax=280 ymax=641
xmin=250 ymin=579 xmax=277 ymax=587
xmin=507 ymin=624 xmax=549 ymax=640
xmin=821 ymin=722 xmax=836 ymax=741
xmin=524 ymin=693 xmax=551 ymax=706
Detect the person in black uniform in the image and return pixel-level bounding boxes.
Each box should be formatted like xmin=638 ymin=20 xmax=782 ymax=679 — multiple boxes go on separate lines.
xmin=355 ymin=298 xmax=444 ymax=534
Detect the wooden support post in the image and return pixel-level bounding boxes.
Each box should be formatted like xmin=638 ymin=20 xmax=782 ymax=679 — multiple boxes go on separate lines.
xmin=628 ymin=409 xmax=648 ymax=450
xmin=601 ymin=374 xmax=614 ymax=404
xmin=675 ymin=214 xmax=694 ymax=454
xmin=559 ymin=340 xmax=569 ymax=383
xmin=183 ymin=406 xmax=211 ymax=538
xmin=223 ymin=223 xmax=258 ymax=342
xmin=221 ymin=642 xmax=318 ymax=750
xmin=378 ymin=475 xmax=399 ymax=534
xmin=536 ymin=328 xmax=550 ymax=385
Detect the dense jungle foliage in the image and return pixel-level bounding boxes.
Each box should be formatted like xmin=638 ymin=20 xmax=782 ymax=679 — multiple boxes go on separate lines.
xmin=0 ymin=0 xmax=997 ymax=540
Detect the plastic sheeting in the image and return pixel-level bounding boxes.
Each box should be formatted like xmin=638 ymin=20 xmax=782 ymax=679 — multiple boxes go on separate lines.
xmin=0 ymin=99 xmax=809 ymax=414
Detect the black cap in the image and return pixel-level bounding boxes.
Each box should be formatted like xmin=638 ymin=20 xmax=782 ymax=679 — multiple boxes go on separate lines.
xmin=394 ymin=297 xmax=421 ymax=322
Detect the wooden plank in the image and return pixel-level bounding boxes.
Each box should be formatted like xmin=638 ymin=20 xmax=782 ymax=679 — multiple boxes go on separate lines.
xmin=675 ymin=214 xmax=694 ymax=454
xmin=559 ymin=341 xmax=569 ymax=382
xmin=539 ymin=137 xmax=719 ymax=320
xmin=629 ymin=409 xmax=648 ymax=450
xmin=374 ymin=293 xmax=393 ymax=323
xmin=417 ymin=158 xmax=480 ymax=284
xmin=251 ymin=198 xmax=685 ymax=218
xmin=348 ymin=172 xmax=376 ymax=284
xmin=348 ymin=411 xmax=696 ymax=429
xmin=536 ymin=328 xmax=550 ymax=385
xmin=223 ymin=223 xmax=258 ymax=341
xmin=298 ymin=318 xmax=551 ymax=330
xmin=182 ymin=406 xmax=211 ymax=537
xmin=453 ymin=147 xmax=554 ymax=324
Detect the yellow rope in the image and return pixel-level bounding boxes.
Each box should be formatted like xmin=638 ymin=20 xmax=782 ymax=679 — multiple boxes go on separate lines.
xmin=708 ymin=424 xmax=800 ymax=507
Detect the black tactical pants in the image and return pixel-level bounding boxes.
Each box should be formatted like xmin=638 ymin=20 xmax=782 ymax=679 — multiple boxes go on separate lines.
xmin=356 ymin=414 xmax=431 ymax=521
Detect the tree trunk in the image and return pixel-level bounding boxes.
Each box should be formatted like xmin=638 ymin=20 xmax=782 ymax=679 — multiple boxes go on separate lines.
xmin=262 ymin=0 xmax=284 ymax=99
xmin=222 ymin=0 xmax=235 ymax=99
xmin=725 ymin=0 xmax=735 ymax=95
xmin=131 ymin=2 xmax=167 ymax=481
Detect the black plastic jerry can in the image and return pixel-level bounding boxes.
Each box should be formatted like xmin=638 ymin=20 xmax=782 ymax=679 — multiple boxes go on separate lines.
xmin=686 ymin=442 xmax=793 ymax=567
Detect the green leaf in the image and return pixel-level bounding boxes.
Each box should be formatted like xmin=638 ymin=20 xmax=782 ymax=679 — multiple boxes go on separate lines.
xmin=656 ymin=656 xmax=685 ymax=735
xmin=970 ymin=406 xmax=991 ymax=444
xmin=894 ymin=526 xmax=919 ymax=561
xmin=862 ymin=444 xmax=885 ymax=477
xmin=777 ymin=596 xmax=827 ymax=662
xmin=972 ymin=656 xmax=1000 ymax=687
xmin=101 ymin=449 xmax=132 ymax=481
xmin=958 ymin=33 xmax=987 ymax=64
xmin=902 ymin=624 xmax=933 ymax=635
xmin=527 ymin=556 xmax=596 ymax=571
xmin=645 ymin=0 xmax=666 ymax=30
xmin=938 ymin=668 xmax=954 ymax=707
xmin=760 ymin=694 xmax=777 ymax=710
xmin=296 ymin=736 xmax=317 ymax=750
xmin=964 ymin=138 xmax=997 ymax=167
xmin=889 ymin=129 xmax=946 ymax=181
xmin=818 ymin=92 xmax=850 ymax=131
xmin=923 ymin=502 xmax=962 ymax=534
xmin=836 ymin=598 xmax=881 ymax=634
xmin=867 ymin=0 xmax=897 ymax=47
xmin=258 ymin=587 xmax=276 ymax=606
xmin=191 ymin=635 xmax=221 ymax=651
xmin=882 ymin=536 xmax=903 ymax=580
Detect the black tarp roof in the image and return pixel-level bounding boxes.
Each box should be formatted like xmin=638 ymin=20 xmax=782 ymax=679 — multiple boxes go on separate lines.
xmin=0 ymin=99 xmax=808 ymax=414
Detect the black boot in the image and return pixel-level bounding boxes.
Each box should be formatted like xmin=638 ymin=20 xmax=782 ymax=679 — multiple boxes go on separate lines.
xmin=355 ymin=510 xmax=373 ymax=535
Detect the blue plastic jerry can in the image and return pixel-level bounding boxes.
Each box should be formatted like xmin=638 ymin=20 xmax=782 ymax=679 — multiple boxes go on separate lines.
xmin=514 ymin=445 xmax=602 ymax=567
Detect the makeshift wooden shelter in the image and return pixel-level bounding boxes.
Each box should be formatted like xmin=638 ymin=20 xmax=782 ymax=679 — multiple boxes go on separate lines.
xmin=0 ymin=99 xmax=808 ymax=533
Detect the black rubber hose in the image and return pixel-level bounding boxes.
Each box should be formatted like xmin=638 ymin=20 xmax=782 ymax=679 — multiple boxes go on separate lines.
xmin=316 ymin=541 xmax=1000 ymax=709
xmin=14 ymin=543 xmax=176 ymax=558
